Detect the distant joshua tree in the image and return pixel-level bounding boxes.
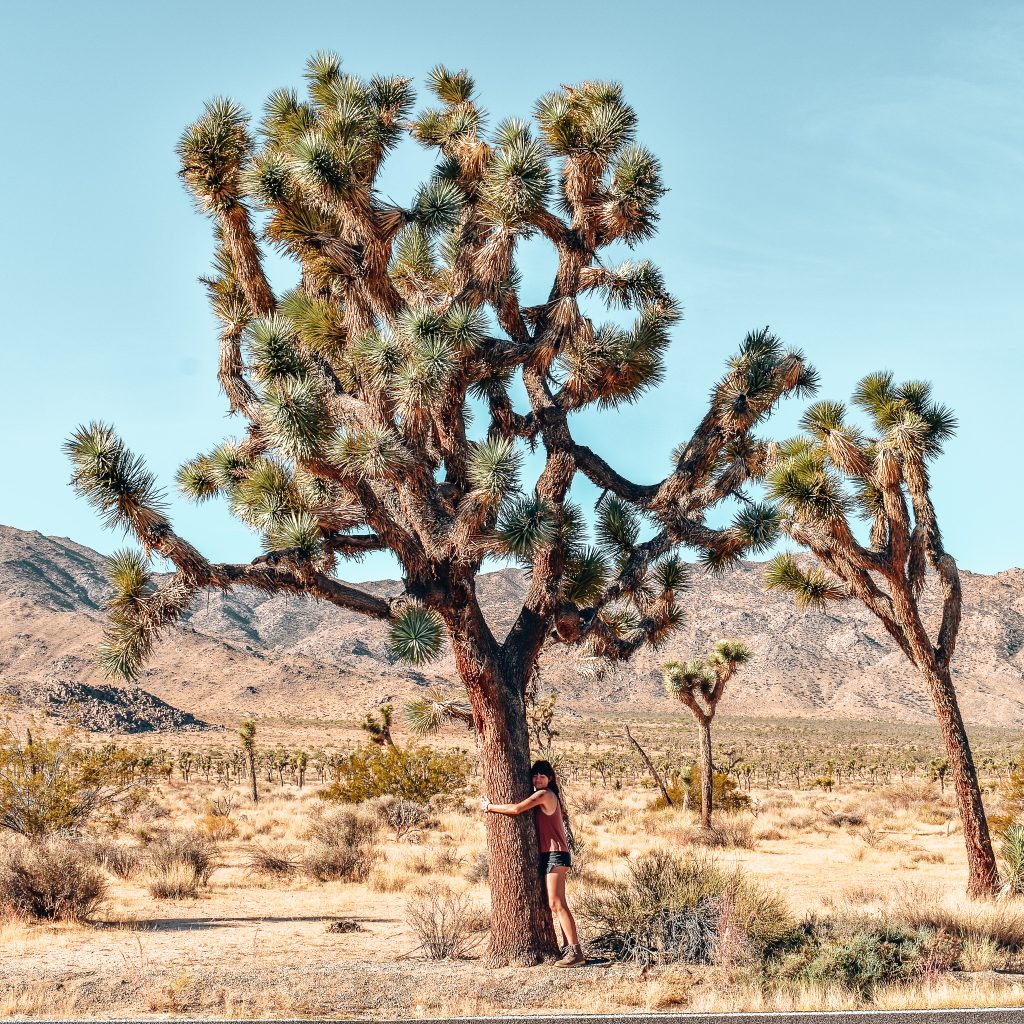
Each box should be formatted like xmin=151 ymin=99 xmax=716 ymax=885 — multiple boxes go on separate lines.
xmin=65 ymin=55 xmax=815 ymax=965
xmin=360 ymin=702 xmax=396 ymax=746
xmin=238 ymin=719 xmax=258 ymax=804
xmin=764 ymin=375 xmax=997 ymax=896
xmin=663 ymin=640 xmax=752 ymax=828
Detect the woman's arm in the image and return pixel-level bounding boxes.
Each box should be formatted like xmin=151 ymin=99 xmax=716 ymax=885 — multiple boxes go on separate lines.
xmin=481 ymin=790 xmax=550 ymax=815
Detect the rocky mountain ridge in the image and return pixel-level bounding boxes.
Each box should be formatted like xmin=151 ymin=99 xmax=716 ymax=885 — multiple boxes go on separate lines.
xmin=1 ymin=523 xmax=1023 ymax=730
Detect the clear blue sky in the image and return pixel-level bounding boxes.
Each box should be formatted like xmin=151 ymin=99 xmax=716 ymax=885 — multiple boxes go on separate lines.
xmin=1 ymin=1 xmax=1021 ymax=578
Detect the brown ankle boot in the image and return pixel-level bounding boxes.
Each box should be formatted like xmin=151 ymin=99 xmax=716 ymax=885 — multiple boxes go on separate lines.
xmin=553 ymin=943 xmax=586 ymax=967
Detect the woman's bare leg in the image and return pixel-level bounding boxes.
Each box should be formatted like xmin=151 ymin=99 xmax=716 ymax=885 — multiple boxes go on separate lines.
xmin=545 ymin=867 xmax=579 ymax=946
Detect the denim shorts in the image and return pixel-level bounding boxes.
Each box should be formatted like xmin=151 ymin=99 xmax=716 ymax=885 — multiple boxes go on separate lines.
xmin=540 ymin=850 xmax=572 ymax=873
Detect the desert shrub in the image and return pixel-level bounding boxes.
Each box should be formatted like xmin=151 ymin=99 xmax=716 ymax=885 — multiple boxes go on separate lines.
xmin=320 ymin=744 xmax=472 ymax=804
xmin=428 ymin=792 xmax=469 ymax=814
xmin=369 ymin=864 xmax=412 ymax=893
xmin=145 ymin=832 xmax=216 ymax=899
xmin=891 ymin=882 xmax=1024 ymax=950
xmin=787 ymin=811 xmax=820 ymax=831
xmin=405 ymin=884 xmax=486 ymax=960
xmin=574 ymin=791 xmax=603 ymax=815
xmin=685 ymin=817 xmax=755 ymax=849
xmin=0 ymin=839 xmax=107 ymax=921
xmin=771 ymin=916 xmax=961 ymax=996
xmin=576 ymin=850 xmax=793 ymax=967
xmin=917 ymin=806 xmax=953 ymax=826
xmin=464 ymin=850 xmax=489 ymax=883
xmin=408 ymin=851 xmax=436 ymax=875
xmin=197 ymin=813 xmax=239 ymax=840
xmin=570 ymin=837 xmax=592 ymax=876
xmin=812 ymin=777 xmax=835 ymax=792
xmin=302 ymin=808 xmax=377 ymax=882
xmin=406 ymin=847 xmax=463 ymax=876
xmin=823 ymin=810 xmax=865 ymax=828
xmin=244 ymin=842 xmax=299 ymax=879
xmin=0 ymin=728 xmax=140 ymax=838
xmin=878 ymin=781 xmax=933 ymax=812
xmin=371 ymin=796 xmax=433 ymax=840
xmin=999 ymin=824 xmax=1024 ymax=896
xmin=650 ymin=767 xmax=749 ymax=814
xmin=305 ymin=807 xmax=379 ymax=847
xmin=85 ymin=840 xmax=140 ymax=879
xmin=906 ymin=850 xmax=944 ymax=865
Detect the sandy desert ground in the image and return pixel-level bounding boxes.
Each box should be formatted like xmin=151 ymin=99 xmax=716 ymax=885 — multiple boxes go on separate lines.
xmin=4 ymin=750 xmax=1024 ymax=1020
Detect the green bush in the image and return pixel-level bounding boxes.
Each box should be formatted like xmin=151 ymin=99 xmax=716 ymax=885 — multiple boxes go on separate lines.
xmin=772 ymin=917 xmax=962 ymax=995
xmin=320 ymin=744 xmax=472 ymax=803
xmin=576 ymin=849 xmax=793 ymax=966
xmin=999 ymin=824 xmax=1024 ymax=896
xmin=0 ymin=728 xmax=140 ymax=837
xmin=0 ymin=839 xmax=107 ymax=921
xmin=651 ymin=766 xmax=750 ymax=813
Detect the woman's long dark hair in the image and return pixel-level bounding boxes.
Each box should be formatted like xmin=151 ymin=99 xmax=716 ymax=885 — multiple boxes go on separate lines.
xmin=531 ymin=759 xmax=575 ymax=851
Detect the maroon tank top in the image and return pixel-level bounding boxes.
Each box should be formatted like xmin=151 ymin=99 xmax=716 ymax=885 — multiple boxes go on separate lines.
xmin=535 ymin=792 xmax=570 ymax=853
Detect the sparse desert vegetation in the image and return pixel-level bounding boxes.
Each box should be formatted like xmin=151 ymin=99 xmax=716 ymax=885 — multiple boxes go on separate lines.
xmin=3 ymin=716 xmax=1024 ymax=1018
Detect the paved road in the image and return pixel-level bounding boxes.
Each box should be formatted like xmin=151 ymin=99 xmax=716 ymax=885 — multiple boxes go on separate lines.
xmin=334 ymin=1013 xmax=1023 ymax=1024
xmin=21 ymin=1011 xmax=1024 ymax=1023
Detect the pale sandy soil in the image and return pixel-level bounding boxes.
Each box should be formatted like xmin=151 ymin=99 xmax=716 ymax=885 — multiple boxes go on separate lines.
xmin=3 ymin=777 xmax=1024 ymax=1018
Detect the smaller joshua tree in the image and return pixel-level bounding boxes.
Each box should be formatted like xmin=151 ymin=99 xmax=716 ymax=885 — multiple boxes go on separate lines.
xmin=764 ymin=373 xmax=997 ymax=897
xmin=361 ymin=702 xmax=396 ymax=746
xmin=238 ymin=719 xmax=258 ymax=804
xmin=663 ymin=640 xmax=752 ymax=828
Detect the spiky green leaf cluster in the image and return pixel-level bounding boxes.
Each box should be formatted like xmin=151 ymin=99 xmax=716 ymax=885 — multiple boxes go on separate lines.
xmin=496 ymin=496 xmax=558 ymax=557
xmin=65 ymin=423 xmax=168 ymax=537
xmin=852 ymin=372 xmax=957 ymax=460
xmin=764 ymin=553 xmax=847 ymax=611
xmin=105 ymin=550 xmax=153 ymax=611
xmin=177 ymin=98 xmax=251 ymax=212
xmin=387 ymin=604 xmax=446 ymax=665
xmin=404 ymin=686 xmax=473 ymax=736
xmin=662 ymin=658 xmax=714 ymax=698
xmin=467 ymin=437 xmax=521 ymax=505
xmin=595 ymin=496 xmax=641 ymax=558
xmin=559 ymin=299 xmax=680 ymax=408
xmin=563 ymin=546 xmax=612 ymax=605
xmin=263 ymin=511 xmax=323 ymax=559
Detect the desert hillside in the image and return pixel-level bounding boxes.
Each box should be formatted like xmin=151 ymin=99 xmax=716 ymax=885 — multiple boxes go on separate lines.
xmin=1 ymin=523 xmax=1023 ymax=729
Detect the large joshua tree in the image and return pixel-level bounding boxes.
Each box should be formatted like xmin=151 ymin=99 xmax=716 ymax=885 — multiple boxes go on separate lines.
xmin=763 ymin=375 xmax=998 ymax=896
xmin=663 ymin=640 xmax=752 ymax=828
xmin=65 ymin=55 xmax=816 ymax=966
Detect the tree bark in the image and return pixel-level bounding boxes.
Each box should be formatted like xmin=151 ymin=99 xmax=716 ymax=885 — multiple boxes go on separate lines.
xmin=474 ymin=671 xmax=560 ymax=966
xmin=921 ymin=660 xmax=998 ymax=896
xmin=697 ymin=714 xmax=714 ymax=830
xmin=445 ymin=608 xmax=559 ymax=968
xmin=246 ymin=750 xmax=258 ymax=805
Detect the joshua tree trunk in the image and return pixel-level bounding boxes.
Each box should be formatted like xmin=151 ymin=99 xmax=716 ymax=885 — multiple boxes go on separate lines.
xmin=921 ymin=659 xmax=997 ymax=896
xmin=697 ymin=713 xmax=714 ymax=830
xmin=448 ymin=618 xmax=558 ymax=968
xmin=246 ymin=750 xmax=258 ymax=805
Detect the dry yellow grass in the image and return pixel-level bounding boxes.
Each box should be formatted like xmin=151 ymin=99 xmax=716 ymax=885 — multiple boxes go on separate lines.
xmin=1 ymin=770 xmax=1022 ymax=1018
